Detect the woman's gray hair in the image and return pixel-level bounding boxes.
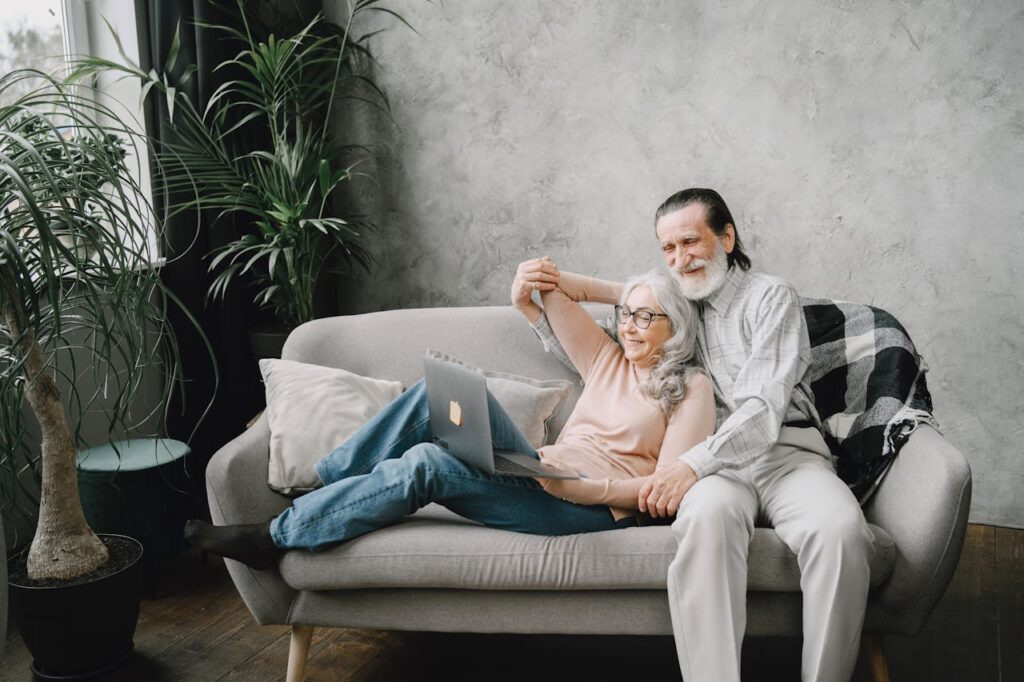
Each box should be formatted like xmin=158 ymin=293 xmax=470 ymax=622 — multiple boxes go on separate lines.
xmin=614 ymin=268 xmax=703 ymax=416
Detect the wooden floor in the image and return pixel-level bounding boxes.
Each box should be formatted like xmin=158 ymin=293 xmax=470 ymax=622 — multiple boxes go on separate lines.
xmin=2 ymin=524 xmax=1021 ymax=681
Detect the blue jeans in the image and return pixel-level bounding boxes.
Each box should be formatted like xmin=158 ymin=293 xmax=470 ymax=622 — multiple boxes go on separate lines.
xmin=270 ymin=379 xmax=628 ymax=550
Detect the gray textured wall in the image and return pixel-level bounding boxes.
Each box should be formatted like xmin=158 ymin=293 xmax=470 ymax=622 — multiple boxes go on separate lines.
xmin=328 ymin=0 xmax=1024 ymax=527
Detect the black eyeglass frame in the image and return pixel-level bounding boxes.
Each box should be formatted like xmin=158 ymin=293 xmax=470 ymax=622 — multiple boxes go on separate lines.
xmin=614 ymin=304 xmax=669 ymax=330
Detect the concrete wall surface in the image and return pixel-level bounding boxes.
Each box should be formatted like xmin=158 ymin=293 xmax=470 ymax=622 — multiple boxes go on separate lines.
xmin=328 ymin=0 xmax=1024 ymax=527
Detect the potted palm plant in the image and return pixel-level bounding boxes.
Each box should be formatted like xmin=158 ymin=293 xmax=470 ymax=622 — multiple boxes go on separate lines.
xmin=72 ymin=1 xmax=406 ymax=348
xmin=0 ymin=69 xmax=207 ymax=678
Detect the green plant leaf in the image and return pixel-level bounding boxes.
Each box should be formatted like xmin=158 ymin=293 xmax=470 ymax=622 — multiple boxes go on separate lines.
xmin=179 ymin=64 xmax=198 ymax=87
xmin=165 ymin=86 xmax=177 ymax=123
xmin=268 ymin=249 xmax=280 ymax=280
xmin=363 ymin=6 xmax=420 ymax=36
xmin=318 ymin=157 xmax=331 ymax=196
xmin=102 ymin=16 xmax=140 ymax=69
xmin=257 ymin=284 xmax=280 ymax=306
xmin=138 ymin=76 xmax=158 ymax=109
xmin=164 ymin=21 xmax=182 ymax=74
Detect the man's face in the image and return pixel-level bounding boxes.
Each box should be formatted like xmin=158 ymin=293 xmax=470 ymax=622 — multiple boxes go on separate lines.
xmin=656 ymin=204 xmax=735 ymax=300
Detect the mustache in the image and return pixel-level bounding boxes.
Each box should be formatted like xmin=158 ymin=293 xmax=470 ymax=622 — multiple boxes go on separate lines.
xmin=681 ymin=259 xmax=708 ymax=274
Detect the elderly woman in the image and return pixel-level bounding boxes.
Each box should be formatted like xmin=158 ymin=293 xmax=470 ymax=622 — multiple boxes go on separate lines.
xmin=186 ymin=259 xmax=715 ymax=568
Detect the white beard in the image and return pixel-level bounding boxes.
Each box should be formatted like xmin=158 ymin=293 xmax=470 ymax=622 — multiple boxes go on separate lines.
xmin=670 ymin=242 xmax=729 ymax=300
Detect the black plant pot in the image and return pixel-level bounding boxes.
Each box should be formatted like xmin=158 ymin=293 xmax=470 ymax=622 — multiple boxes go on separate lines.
xmin=8 ymin=534 xmax=144 ymax=680
xmin=249 ymin=327 xmax=290 ymax=360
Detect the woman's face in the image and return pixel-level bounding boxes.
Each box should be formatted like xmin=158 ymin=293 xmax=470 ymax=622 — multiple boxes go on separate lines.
xmin=619 ymin=285 xmax=673 ymax=369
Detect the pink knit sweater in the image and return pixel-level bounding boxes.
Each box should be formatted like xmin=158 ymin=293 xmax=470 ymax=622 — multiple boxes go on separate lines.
xmin=536 ymin=273 xmax=715 ymax=519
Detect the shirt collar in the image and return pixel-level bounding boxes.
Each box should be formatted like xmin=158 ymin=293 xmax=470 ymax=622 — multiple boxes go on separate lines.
xmin=703 ymin=266 xmax=747 ymax=314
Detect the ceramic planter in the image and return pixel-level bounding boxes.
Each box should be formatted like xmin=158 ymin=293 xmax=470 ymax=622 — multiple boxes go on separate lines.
xmin=8 ymin=534 xmax=144 ymax=680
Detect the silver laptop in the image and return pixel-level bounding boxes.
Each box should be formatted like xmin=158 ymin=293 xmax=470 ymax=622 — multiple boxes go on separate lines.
xmin=423 ymin=353 xmax=579 ymax=480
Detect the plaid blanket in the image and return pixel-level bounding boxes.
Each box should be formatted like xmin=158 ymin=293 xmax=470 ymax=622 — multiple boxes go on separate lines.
xmin=801 ymin=298 xmax=938 ymax=504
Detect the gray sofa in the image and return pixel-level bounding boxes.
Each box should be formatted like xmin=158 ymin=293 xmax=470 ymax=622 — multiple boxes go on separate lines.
xmin=206 ymin=305 xmax=972 ymax=681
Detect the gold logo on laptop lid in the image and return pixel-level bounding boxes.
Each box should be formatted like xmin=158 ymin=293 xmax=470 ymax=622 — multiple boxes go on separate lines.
xmin=448 ymin=399 xmax=464 ymax=425
xmin=449 ymin=400 xmax=463 ymax=427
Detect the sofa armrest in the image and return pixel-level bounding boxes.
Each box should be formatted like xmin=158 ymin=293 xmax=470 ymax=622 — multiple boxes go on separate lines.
xmin=205 ymin=413 xmax=296 ymax=625
xmin=862 ymin=425 xmax=972 ymax=635
xmin=205 ymin=413 xmax=289 ymax=524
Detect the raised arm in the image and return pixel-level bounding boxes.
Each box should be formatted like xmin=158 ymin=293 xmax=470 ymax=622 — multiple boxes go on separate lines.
xmin=551 ymin=271 xmax=623 ymax=305
xmin=513 ymin=258 xmax=623 ymax=376
xmin=538 ymin=271 xmax=623 ymax=378
xmin=540 ymin=373 xmax=716 ymax=509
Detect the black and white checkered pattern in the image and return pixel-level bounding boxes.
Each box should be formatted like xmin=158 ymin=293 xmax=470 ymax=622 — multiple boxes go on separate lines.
xmin=801 ymin=298 xmax=938 ymax=504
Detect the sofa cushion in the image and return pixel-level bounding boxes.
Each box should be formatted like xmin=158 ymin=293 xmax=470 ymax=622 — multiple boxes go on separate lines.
xmin=278 ymin=504 xmax=895 ymax=592
xmin=261 ymin=358 xmax=405 ymax=495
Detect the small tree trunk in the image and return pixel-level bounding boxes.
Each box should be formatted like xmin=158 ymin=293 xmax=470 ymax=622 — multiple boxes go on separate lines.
xmin=2 ymin=301 xmax=107 ymax=581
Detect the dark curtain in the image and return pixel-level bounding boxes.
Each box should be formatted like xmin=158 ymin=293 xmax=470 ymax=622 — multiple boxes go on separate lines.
xmin=133 ymin=1 xmax=282 ymax=515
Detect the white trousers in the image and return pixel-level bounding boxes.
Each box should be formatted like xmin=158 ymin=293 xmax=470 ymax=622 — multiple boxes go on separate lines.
xmin=667 ymin=427 xmax=873 ymax=682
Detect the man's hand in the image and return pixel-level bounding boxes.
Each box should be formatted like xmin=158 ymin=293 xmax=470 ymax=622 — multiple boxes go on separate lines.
xmin=511 ymin=257 xmax=560 ymax=313
xmin=638 ymin=461 xmax=698 ymax=518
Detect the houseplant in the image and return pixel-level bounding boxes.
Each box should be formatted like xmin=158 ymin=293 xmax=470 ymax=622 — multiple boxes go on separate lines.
xmin=72 ymin=0 xmax=407 ymax=337
xmin=0 ymin=69 xmax=207 ymax=677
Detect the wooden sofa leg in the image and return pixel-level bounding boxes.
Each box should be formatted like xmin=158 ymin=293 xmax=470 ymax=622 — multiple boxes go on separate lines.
xmin=286 ymin=625 xmax=314 ymax=682
xmin=862 ymin=633 xmax=891 ymax=682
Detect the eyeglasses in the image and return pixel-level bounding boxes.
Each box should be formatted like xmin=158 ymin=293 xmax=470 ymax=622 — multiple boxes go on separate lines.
xmin=614 ymin=305 xmax=669 ymax=330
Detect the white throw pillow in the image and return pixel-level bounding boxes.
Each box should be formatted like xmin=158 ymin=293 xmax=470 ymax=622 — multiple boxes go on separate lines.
xmin=260 ymin=358 xmax=404 ymax=495
xmin=426 ymin=350 xmax=573 ymax=450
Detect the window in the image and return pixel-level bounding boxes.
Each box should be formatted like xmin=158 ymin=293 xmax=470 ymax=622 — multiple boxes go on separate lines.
xmin=0 ymin=0 xmax=66 ymax=107
xmin=1 ymin=0 xmax=158 ymax=260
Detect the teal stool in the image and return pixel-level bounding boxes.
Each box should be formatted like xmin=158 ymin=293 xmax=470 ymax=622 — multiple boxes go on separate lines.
xmin=77 ymin=439 xmax=194 ymax=582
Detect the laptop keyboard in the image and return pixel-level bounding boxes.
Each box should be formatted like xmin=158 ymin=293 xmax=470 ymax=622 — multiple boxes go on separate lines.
xmin=493 ymin=456 xmax=545 ymax=477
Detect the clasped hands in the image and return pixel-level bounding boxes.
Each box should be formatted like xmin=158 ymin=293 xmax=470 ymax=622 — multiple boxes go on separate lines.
xmin=511 ymin=256 xmax=560 ymax=314
xmin=539 ymin=459 xmax=699 ymax=518
xmin=638 ymin=461 xmax=699 ymax=518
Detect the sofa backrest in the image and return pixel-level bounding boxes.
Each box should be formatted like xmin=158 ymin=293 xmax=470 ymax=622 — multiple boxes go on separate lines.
xmin=283 ymin=305 xmax=612 ymax=442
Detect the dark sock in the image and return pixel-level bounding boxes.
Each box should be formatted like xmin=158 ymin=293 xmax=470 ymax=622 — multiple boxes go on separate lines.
xmin=184 ymin=519 xmax=281 ymax=570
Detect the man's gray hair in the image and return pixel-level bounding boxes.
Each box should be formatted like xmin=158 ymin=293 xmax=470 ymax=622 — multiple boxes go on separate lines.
xmin=614 ymin=268 xmax=704 ymax=416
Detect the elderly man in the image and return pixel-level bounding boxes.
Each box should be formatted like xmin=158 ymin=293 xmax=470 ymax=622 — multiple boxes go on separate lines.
xmin=514 ymin=188 xmax=873 ymax=681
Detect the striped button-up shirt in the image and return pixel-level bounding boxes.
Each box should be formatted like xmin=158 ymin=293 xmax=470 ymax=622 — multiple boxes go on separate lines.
xmin=680 ymin=267 xmax=820 ymax=478
xmin=530 ymin=266 xmax=821 ymax=478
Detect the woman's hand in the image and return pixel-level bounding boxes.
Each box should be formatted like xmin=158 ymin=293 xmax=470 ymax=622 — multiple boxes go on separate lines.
xmin=539 ymin=477 xmax=602 ymax=505
xmin=511 ymin=257 xmax=560 ymax=322
xmin=537 ymin=464 xmax=608 ymax=506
